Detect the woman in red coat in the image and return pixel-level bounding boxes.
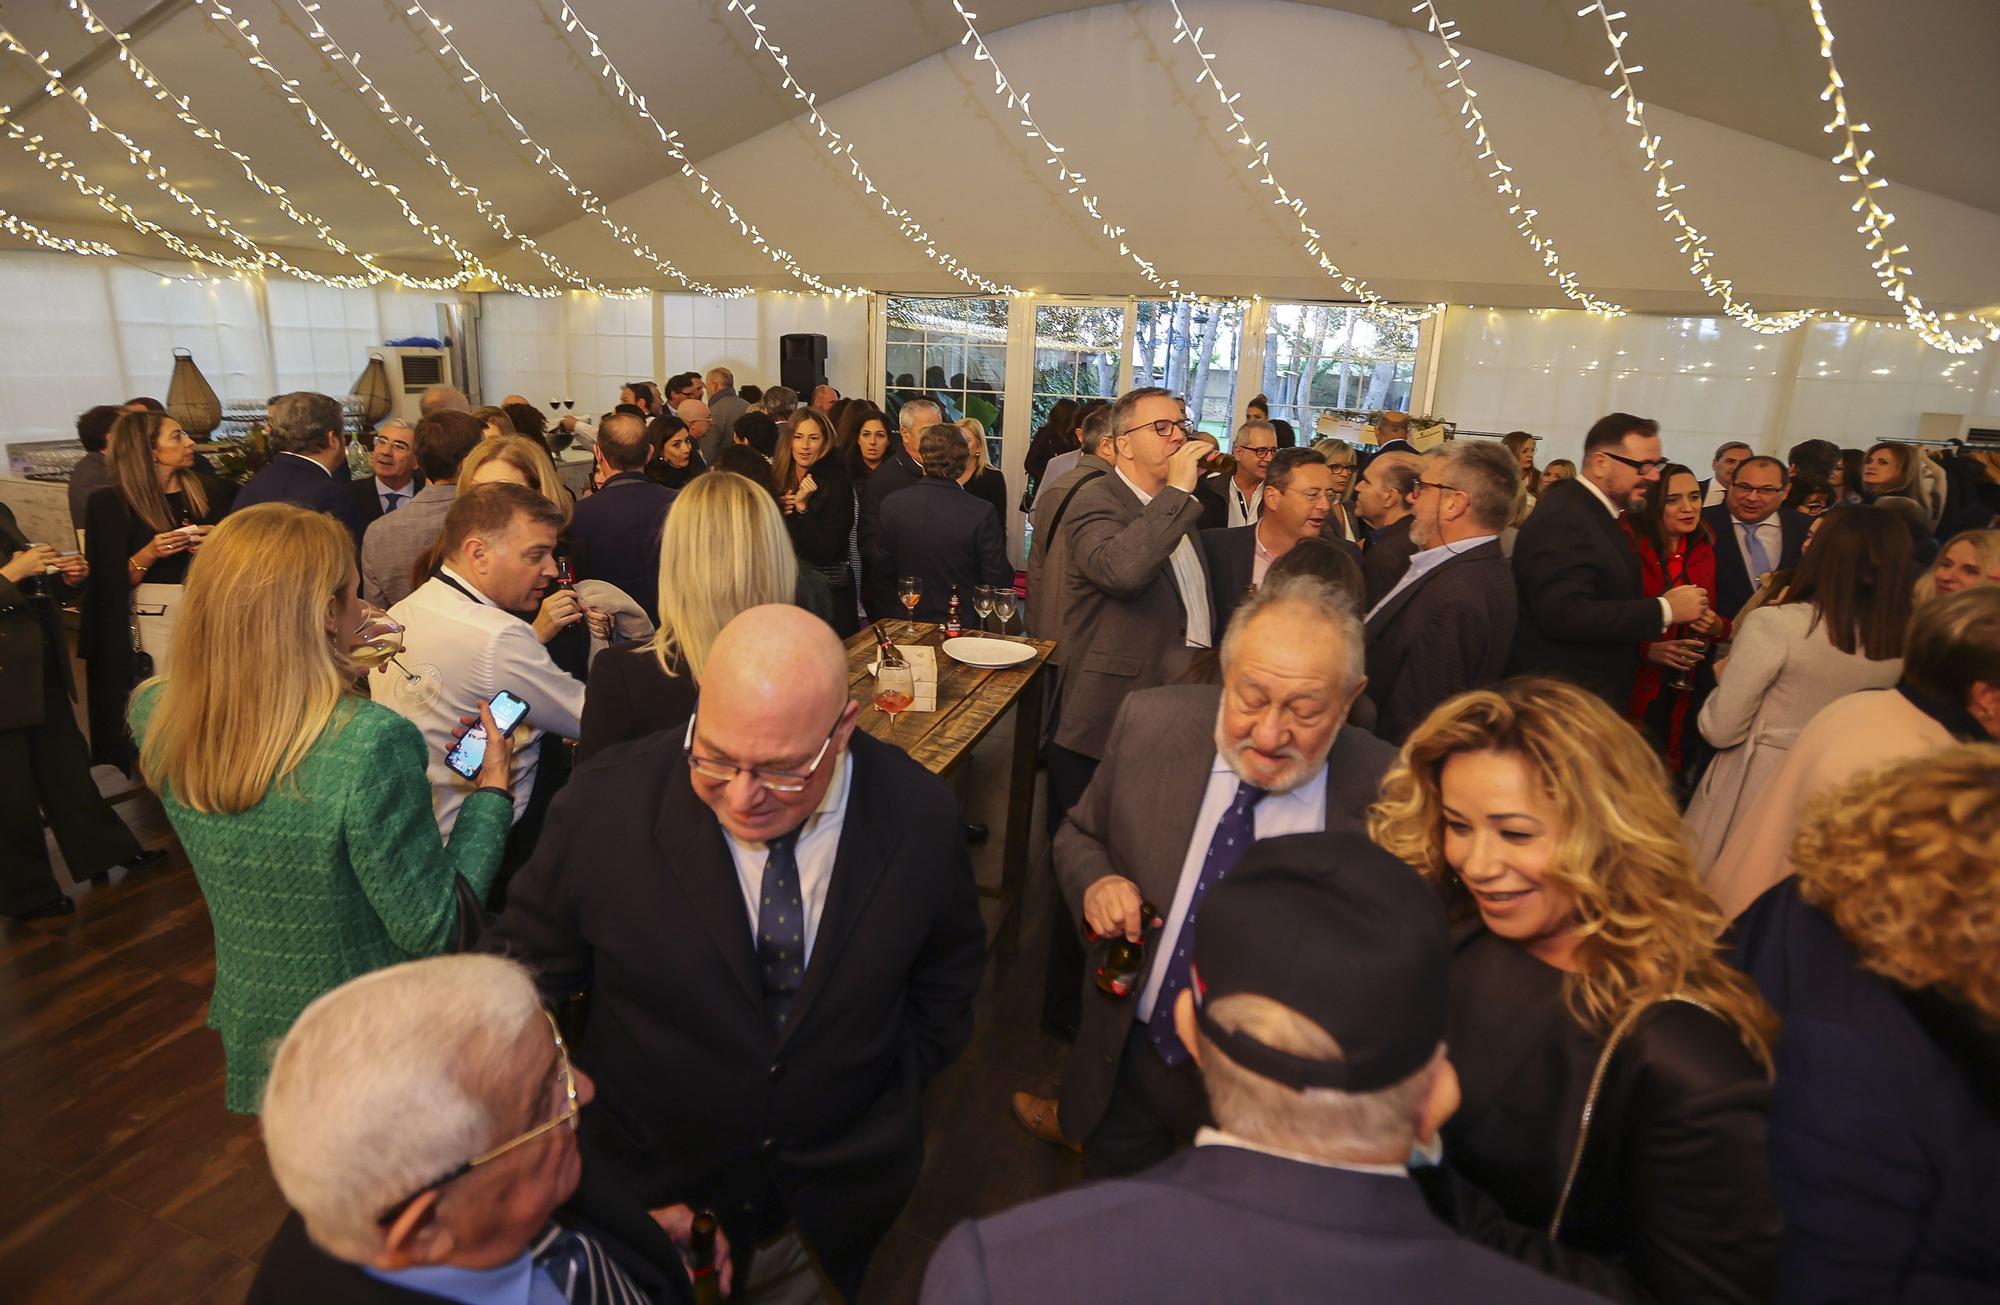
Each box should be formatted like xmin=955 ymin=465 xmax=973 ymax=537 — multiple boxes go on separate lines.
xmin=1623 ymin=464 xmax=1728 ymax=770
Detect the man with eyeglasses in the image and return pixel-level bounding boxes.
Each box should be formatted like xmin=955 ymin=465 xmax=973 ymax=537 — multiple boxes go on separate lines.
xmin=253 ymin=954 xmax=714 ymax=1304
xmin=1196 ymin=419 xmax=1280 ymax=531
xmin=1202 ymin=447 xmax=1355 ymax=633
xmin=1703 ymin=454 xmax=1809 ymax=619
xmin=1508 ymin=412 xmax=1708 ymax=705
xmin=491 ymin=604 xmax=984 ymax=1302
xmin=348 ymin=419 xmax=424 ymax=535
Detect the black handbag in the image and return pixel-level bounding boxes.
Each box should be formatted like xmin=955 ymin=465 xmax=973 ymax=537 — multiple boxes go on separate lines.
xmin=127 ymin=594 xmax=155 ymax=688
xmin=449 ymin=873 xmax=492 ymax=953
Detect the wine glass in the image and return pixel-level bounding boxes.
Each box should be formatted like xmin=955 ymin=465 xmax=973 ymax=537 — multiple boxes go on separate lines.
xmin=874 ymin=662 xmax=915 ymax=741
xmin=548 ymin=398 xmax=562 ymax=415
xmin=351 ymin=605 xmax=442 ymax=709
xmin=1666 ymin=635 xmax=1708 ymax=693
xmin=562 ymin=398 xmax=575 ymax=410
xmin=972 ymin=585 xmax=996 ymax=634
xmin=897 ymin=576 xmax=923 ymax=639
xmin=991 ymin=586 xmax=1017 ymax=635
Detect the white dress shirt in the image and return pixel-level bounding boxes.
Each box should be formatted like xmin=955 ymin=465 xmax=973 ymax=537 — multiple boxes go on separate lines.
xmin=1577 ymin=475 xmax=1674 ymax=632
xmin=372 ymin=476 xmax=414 ymax=515
xmin=1194 ymin=1127 xmax=1414 ymax=1179
xmin=1250 ymin=521 xmax=1282 ymax=588
xmin=1225 ymin=477 xmax=1262 ymax=529
xmin=1116 ymin=467 xmax=1214 ymax=649
xmin=1366 ymin=534 xmax=1499 ymax=620
xmin=376 ymin=565 xmax=587 ymax=836
xmin=720 ymin=752 xmax=854 ymax=966
xmin=281 ymin=450 xmax=335 ymax=478
xmin=1702 ymin=479 xmax=1729 ymax=508
xmin=1136 ymin=756 xmax=1330 ymax=1021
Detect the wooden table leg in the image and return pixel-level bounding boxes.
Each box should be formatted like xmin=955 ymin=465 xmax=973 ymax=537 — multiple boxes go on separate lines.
xmin=996 ymin=665 xmax=1044 ymax=952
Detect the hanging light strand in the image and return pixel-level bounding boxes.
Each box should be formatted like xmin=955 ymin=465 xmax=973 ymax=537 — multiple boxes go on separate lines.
xmin=552 ymin=0 xmax=861 ymax=297
xmin=948 ymin=3 xmax=1181 ymax=294
xmin=1405 ymin=3 xmax=1621 ymax=317
xmin=57 ymin=0 xmax=472 ymax=291
xmin=718 ymin=0 xmax=1016 ymax=297
xmin=1805 ymin=0 xmax=1995 ymax=353
xmin=1164 ymin=1 xmax=1440 ymax=321
xmin=0 ymin=202 xmax=119 ymax=256
xmin=377 ymin=0 xmax=755 ymax=298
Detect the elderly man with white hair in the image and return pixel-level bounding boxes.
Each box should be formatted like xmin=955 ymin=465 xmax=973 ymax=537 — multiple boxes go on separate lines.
xmin=1009 ymin=572 xmax=1395 ymax=1174
xmin=855 ymin=395 xmax=943 ymax=618
xmin=700 ymin=367 xmax=747 ymax=462
xmin=249 ymin=953 xmax=716 ymax=1304
xmin=348 ymin=418 xmax=424 ymax=531
xmin=489 ymin=604 xmax=984 ymax=1301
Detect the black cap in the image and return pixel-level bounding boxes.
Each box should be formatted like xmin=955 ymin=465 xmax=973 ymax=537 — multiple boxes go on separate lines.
xmin=1191 ymin=832 xmax=1447 ymax=1093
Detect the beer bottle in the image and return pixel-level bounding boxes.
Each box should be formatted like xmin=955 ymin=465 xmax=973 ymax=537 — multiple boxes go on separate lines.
xmin=1093 ymin=900 xmax=1160 ymax=998
xmin=1201 ymin=450 xmax=1237 ymax=478
xmin=945 ymin=586 xmax=963 ymax=638
xmin=873 ymin=623 xmax=907 ymax=669
xmin=686 ymin=1208 xmax=723 ymax=1305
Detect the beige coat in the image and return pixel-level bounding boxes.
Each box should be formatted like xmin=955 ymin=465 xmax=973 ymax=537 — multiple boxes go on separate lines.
xmin=1702 ymin=688 xmax=1953 ymax=920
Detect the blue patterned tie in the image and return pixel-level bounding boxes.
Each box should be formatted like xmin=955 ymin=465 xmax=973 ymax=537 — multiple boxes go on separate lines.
xmin=1146 ymin=780 xmax=1267 ymax=1066
xmin=757 ymin=829 xmax=806 ymax=1030
xmin=1740 ymin=520 xmax=1772 ymax=579
xmin=530 ymin=1223 xmax=647 ymax=1305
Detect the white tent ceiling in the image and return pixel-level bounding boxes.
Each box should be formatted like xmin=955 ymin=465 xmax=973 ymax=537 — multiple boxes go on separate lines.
xmin=1 ymin=0 xmax=1995 ymax=313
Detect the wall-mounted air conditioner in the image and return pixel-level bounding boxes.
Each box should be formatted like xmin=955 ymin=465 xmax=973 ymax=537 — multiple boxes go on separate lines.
xmin=379 ymin=346 xmax=452 ymax=424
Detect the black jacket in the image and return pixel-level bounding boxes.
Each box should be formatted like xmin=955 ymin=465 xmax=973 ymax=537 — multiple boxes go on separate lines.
xmin=486 ymin=729 xmax=985 ymax=1295
xmin=246 ymin=1151 xmax=694 ymax=1304
xmin=0 ymin=502 xmax=78 ymax=730
xmin=1421 ymin=922 xmax=1779 ymax=1304
xmin=346 ymin=473 xmax=424 ymax=537
xmin=569 ymin=471 xmax=677 ymax=625
xmin=965 ymin=466 xmax=1009 ymax=528
xmin=1506 ymin=477 xmax=1661 ymax=706
xmin=1364 ymin=538 xmax=1515 ymax=744
xmin=856 ymin=447 xmax=923 ymax=617
xmin=1200 ymin=523 xmax=1362 ymax=635
xmin=234 ymin=452 xmax=364 ymax=542
xmin=924 ymin=1142 xmax=1607 ymax=1305
xmin=574 ymin=642 xmax=698 ymax=765
xmin=1733 ymin=879 xmax=2000 ymax=1301
xmin=1360 ymin=515 xmax=1420 ymax=608
xmin=877 ymin=478 xmax=1012 ymax=623
xmin=781 ymin=457 xmax=856 ymax=571
xmin=1701 ymin=504 xmax=1810 ymax=620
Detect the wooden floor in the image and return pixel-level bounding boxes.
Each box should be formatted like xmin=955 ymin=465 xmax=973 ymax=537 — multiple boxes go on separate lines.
xmin=0 ymin=707 xmax=1082 ymax=1304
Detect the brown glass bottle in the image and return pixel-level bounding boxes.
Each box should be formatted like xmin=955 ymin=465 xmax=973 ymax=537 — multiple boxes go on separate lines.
xmin=1201 ymin=451 xmax=1237 ymax=478
xmin=873 ymin=623 xmax=907 ymax=669
xmin=1094 ymin=900 xmax=1160 ymax=998
xmin=687 ymin=1208 xmax=723 ymax=1305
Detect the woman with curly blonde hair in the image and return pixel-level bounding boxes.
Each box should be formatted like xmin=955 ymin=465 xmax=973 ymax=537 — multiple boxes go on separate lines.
xmin=1732 ymin=744 xmax=2000 ymax=1298
xmin=1370 ymin=678 xmax=1778 ymax=1304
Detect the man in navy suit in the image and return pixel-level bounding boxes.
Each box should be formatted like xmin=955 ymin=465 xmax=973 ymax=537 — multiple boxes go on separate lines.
xmin=1703 ymin=454 xmax=1810 ymax=620
xmin=925 ymin=836 xmax=1602 ymax=1305
xmin=236 ymin=391 xmax=366 ymax=542
xmin=567 ymin=412 xmax=677 ymax=625
xmin=346 ymin=418 xmax=423 ymax=536
xmin=877 ymin=422 xmax=1012 ymax=623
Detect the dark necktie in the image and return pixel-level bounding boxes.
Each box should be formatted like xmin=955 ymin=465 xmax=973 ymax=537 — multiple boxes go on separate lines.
xmin=757 ymin=828 xmax=807 ymax=1030
xmin=383 ymin=491 xmax=404 ymax=513
xmin=530 ymin=1223 xmax=647 ymax=1305
xmin=1146 ymin=779 xmax=1267 ymax=1066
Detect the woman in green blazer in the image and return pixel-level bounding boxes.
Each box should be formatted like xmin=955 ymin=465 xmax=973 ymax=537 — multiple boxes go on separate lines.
xmin=130 ymin=504 xmax=515 ymax=1113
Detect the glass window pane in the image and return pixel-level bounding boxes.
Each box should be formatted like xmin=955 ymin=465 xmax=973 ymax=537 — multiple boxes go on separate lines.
xmin=1259 ymin=303 xmax=1419 ymax=441
xmin=883 ymin=295 xmax=1011 ymax=445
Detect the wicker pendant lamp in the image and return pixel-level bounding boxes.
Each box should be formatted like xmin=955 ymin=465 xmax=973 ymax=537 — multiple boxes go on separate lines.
xmin=350 ymin=352 xmax=394 ymax=426
xmin=165 ymin=348 xmax=222 ymax=436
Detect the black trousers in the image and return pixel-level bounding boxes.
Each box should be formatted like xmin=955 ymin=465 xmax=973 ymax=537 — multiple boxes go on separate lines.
xmin=0 ymin=665 xmax=142 ymax=914
xmin=1039 ymin=743 xmax=1101 ymax=1038
xmin=1081 ymin=1022 xmax=1213 ymax=1179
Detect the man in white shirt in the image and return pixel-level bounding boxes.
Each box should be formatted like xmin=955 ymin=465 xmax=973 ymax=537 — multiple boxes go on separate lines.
xmin=1019 ymin=572 xmax=1395 ymax=1174
xmin=1201 ymin=447 xmax=1341 ymax=633
xmin=1702 ymin=440 xmax=1751 ymax=508
xmin=376 ymin=483 xmax=587 ymax=841
xmin=932 ymin=834 xmax=1595 ymax=1304
xmin=1703 ymin=453 xmax=1809 ymax=619
xmin=1195 ymin=419 xmax=1279 ymax=531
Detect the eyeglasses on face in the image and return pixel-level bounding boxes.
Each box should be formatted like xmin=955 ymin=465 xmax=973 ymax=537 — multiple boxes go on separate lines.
xmin=684 ymin=710 xmax=844 ymax=793
xmin=1119 ymin=417 xmax=1196 ymax=440
xmin=1599 ymin=451 xmax=1669 ymax=474
xmin=370 ymin=436 xmax=414 ymax=454
xmin=375 ymin=1010 xmax=577 ymax=1228
xmin=1234 ymin=444 xmax=1278 ymax=458
xmin=1415 ymin=479 xmax=1463 ymax=496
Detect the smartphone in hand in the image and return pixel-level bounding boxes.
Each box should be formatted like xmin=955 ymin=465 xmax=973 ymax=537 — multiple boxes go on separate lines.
xmin=446 ymin=691 xmax=530 ymax=780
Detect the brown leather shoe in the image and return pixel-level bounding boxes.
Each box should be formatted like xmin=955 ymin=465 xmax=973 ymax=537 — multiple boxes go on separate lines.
xmin=1010 ymin=1091 xmax=1081 ymax=1154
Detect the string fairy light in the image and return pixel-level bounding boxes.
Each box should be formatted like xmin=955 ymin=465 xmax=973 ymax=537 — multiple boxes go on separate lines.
xmin=0 ymin=202 xmax=119 ymax=256
xmin=718 ymin=0 xmax=1016 ymax=297
xmin=202 ymin=0 xmax=655 ymax=299
xmin=375 ymin=0 xmax=757 ymax=298
xmin=947 ymin=3 xmax=1180 ymax=294
xmin=1804 ymin=0 xmax=1996 ymax=353
xmin=57 ymin=0 xmax=471 ymax=292
xmin=551 ymin=0 xmax=859 ymax=297
xmin=1405 ymin=3 xmax=1622 ymax=317
xmin=1165 ymin=1 xmax=1441 ymax=322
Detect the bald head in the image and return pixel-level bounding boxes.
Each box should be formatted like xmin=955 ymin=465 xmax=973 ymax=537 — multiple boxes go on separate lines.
xmin=677 ymin=399 xmax=711 ymax=424
xmin=501 ymin=394 xmax=530 ymax=409
xmin=420 ymin=385 xmax=470 ymax=417
xmin=693 ymin=606 xmax=859 ymax=843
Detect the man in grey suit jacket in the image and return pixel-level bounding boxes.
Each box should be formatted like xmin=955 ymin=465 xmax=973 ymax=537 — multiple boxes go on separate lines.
xmin=1040 ymin=573 xmax=1393 ymax=1176
xmin=1024 ymin=406 xmax=1113 ymax=645
xmin=701 ymin=366 xmax=749 ymax=463
xmin=1364 ymin=441 xmax=1521 ymax=743
xmin=360 ymin=410 xmax=480 ymax=607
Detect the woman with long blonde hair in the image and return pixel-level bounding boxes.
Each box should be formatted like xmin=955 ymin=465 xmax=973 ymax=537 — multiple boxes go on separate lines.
xmin=954 ymin=416 xmax=1011 ymax=526
xmin=130 ymin=503 xmax=512 ymax=1112
xmin=1312 ymin=439 xmax=1361 ymax=543
xmin=575 ymin=472 xmax=805 ymax=760
xmin=1369 ymin=678 xmax=1779 ymax=1302
xmin=81 ymin=409 xmax=236 ymax=772
xmin=459 ymin=434 xmax=573 ymax=523
xmin=1913 ymin=527 xmax=2000 ymax=606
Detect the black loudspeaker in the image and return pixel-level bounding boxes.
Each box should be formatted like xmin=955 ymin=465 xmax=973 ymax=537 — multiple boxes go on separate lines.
xmin=779 ymin=332 xmax=828 ymax=394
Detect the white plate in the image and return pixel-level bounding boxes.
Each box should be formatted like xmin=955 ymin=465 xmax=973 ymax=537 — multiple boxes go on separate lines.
xmin=940 ymin=636 xmax=1035 ymax=669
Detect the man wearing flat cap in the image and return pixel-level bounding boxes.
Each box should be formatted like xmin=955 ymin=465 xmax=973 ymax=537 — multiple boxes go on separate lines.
xmin=925 ymin=835 xmax=1602 ymax=1304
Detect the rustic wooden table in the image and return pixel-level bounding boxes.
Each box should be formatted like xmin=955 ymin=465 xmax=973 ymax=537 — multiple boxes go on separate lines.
xmin=843 ymin=622 xmax=1055 ymax=914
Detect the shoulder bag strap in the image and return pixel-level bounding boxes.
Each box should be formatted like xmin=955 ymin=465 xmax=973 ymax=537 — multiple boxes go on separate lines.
xmin=1045 ymin=469 xmax=1108 ymax=541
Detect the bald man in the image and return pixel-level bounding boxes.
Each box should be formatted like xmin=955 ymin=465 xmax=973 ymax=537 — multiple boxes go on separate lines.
xmin=490 ymin=605 xmax=984 ymax=1301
